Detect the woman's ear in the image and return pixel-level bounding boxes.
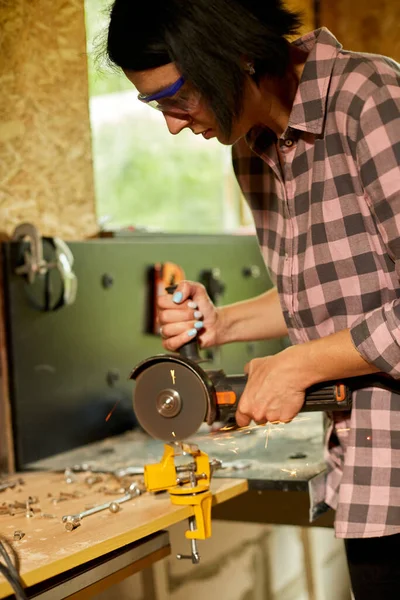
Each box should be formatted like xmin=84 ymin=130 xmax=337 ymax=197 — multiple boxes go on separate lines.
xmin=244 ymin=61 xmax=255 ymax=76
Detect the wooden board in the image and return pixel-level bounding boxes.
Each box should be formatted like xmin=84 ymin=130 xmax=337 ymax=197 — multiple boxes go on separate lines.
xmin=0 ymin=0 xmax=97 ymax=240
xmin=321 ymin=0 xmax=400 ymax=61
xmin=0 ymin=472 xmax=247 ymax=597
xmin=287 ymin=0 xmax=315 ymax=34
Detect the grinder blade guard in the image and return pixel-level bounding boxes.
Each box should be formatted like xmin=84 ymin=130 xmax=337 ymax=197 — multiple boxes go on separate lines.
xmin=131 ymin=355 xmax=215 ymax=441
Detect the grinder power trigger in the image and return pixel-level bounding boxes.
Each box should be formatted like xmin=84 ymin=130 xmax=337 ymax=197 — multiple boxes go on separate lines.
xmin=130 ymin=287 xmax=400 ymax=442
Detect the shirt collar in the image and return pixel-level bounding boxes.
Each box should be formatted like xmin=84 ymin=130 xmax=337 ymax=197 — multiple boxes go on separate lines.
xmin=245 ymin=28 xmax=342 ymax=151
xmin=288 ymin=27 xmax=342 ymax=135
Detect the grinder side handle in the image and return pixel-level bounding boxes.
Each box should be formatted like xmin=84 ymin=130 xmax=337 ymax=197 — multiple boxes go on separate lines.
xmin=215 ymin=374 xmax=353 ymax=421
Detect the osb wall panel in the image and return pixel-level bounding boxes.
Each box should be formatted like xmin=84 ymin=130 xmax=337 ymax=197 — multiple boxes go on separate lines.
xmin=321 ymin=0 xmax=400 ymax=61
xmin=0 ymin=0 xmax=98 ymax=240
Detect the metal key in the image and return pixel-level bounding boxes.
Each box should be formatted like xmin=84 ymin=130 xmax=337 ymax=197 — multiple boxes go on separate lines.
xmin=62 ymin=483 xmax=142 ymax=531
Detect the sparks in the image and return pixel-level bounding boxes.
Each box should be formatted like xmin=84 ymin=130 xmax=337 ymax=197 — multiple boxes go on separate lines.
xmin=219 ymin=424 xmax=236 ymax=432
xmin=281 ymin=468 xmax=298 ymax=477
xmin=105 ymin=400 xmax=120 ymax=422
xmin=264 ymin=423 xmax=272 ymax=449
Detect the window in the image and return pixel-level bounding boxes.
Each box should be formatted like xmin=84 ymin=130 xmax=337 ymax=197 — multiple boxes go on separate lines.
xmin=84 ymin=0 xmax=253 ymax=233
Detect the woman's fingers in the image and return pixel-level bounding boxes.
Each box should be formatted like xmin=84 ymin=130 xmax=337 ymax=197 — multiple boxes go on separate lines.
xmin=158 ymin=281 xmax=209 ymax=310
xmin=156 ymin=280 xmax=217 ymax=350
xmin=160 ymin=319 xmax=204 ymax=340
xmin=158 ymin=307 xmax=203 ymax=326
xmin=161 ymin=322 xmax=204 ymax=351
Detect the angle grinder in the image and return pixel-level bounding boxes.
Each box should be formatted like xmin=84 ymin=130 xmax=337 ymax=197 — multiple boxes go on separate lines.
xmin=131 ymin=287 xmax=400 ymax=442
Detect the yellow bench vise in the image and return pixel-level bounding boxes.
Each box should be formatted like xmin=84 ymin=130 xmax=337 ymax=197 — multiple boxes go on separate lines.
xmin=144 ymin=443 xmax=221 ymax=563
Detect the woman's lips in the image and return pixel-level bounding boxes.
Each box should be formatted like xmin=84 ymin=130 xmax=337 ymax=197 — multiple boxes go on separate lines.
xmin=202 ymin=129 xmax=214 ymax=139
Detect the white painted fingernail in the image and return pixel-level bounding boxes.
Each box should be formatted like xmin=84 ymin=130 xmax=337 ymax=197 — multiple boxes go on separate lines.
xmin=188 ymin=301 xmax=198 ymax=309
xmin=173 ymin=292 xmax=183 ymax=303
xmin=194 ymin=310 xmax=203 ymax=319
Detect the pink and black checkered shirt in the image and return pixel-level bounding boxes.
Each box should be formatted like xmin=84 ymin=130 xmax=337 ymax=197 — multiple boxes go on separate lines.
xmin=233 ymin=28 xmax=400 ymax=539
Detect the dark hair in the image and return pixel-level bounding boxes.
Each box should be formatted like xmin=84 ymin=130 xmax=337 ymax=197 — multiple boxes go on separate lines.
xmin=106 ymin=0 xmax=302 ymax=137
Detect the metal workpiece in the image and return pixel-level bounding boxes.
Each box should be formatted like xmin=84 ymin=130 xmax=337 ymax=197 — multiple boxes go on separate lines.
xmin=0 ymin=498 xmax=40 ymax=517
xmin=25 ymin=495 xmax=39 ymax=518
xmin=64 ymin=464 xmax=145 ymax=478
xmin=62 ymin=482 xmax=142 ymax=531
xmin=64 ymin=468 xmax=77 ymax=484
xmin=219 ymin=460 xmax=251 ymax=471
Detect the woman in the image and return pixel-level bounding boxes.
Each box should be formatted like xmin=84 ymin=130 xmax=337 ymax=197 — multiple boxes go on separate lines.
xmin=105 ymin=1 xmax=400 ymax=597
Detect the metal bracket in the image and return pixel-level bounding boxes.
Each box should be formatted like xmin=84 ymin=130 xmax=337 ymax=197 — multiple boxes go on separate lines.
xmin=11 ymin=222 xmax=77 ymax=309
xmin=12 ymin=223 xmax=48 ymax=284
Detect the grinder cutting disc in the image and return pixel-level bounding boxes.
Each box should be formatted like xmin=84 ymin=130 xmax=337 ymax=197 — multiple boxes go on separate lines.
xmin=133 ymin=361 xmax=209 ymax=442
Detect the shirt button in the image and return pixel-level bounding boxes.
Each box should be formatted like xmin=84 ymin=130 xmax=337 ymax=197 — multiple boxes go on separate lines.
xmin=284 ymin=139 xmax=294 ymax=147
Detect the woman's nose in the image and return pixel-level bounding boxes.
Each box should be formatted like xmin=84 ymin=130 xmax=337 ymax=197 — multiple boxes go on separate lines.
xmin=163 ymin=113 xmax=191 ymax=135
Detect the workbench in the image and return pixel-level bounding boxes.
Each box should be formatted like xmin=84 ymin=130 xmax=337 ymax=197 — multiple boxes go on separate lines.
xmin=0 ymin=472 xmax=247 ymax=599
xmin=0 ymin=413 xmax=333 ymax=598
xmin=28 ymin=413 xmax=333 ymax=527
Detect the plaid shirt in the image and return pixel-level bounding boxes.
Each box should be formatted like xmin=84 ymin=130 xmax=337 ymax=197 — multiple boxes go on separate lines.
xmin=232 ymin=28 xmax=400 ymax=539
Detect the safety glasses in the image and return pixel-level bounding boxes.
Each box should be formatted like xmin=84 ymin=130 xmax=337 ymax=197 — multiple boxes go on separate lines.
xmin=137 ymin=76 xmax=200 ymax=115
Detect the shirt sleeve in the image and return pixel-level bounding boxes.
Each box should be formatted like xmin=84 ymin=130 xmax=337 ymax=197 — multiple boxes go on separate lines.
xmin=350 ymin=83 xmax=400 ymax=377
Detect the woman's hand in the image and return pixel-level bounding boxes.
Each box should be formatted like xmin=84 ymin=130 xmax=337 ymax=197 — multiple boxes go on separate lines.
xmin=157 ymin=280 xmax=221 ymax=351
xmin=235 ymin=347 xmax=311 ymax=427
xmin=235 ymin=328 xmax=382 ymax=427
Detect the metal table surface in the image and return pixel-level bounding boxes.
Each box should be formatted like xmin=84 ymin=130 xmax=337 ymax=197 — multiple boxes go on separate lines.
xmin=28 ymin=413 xmax=326 ymax=494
